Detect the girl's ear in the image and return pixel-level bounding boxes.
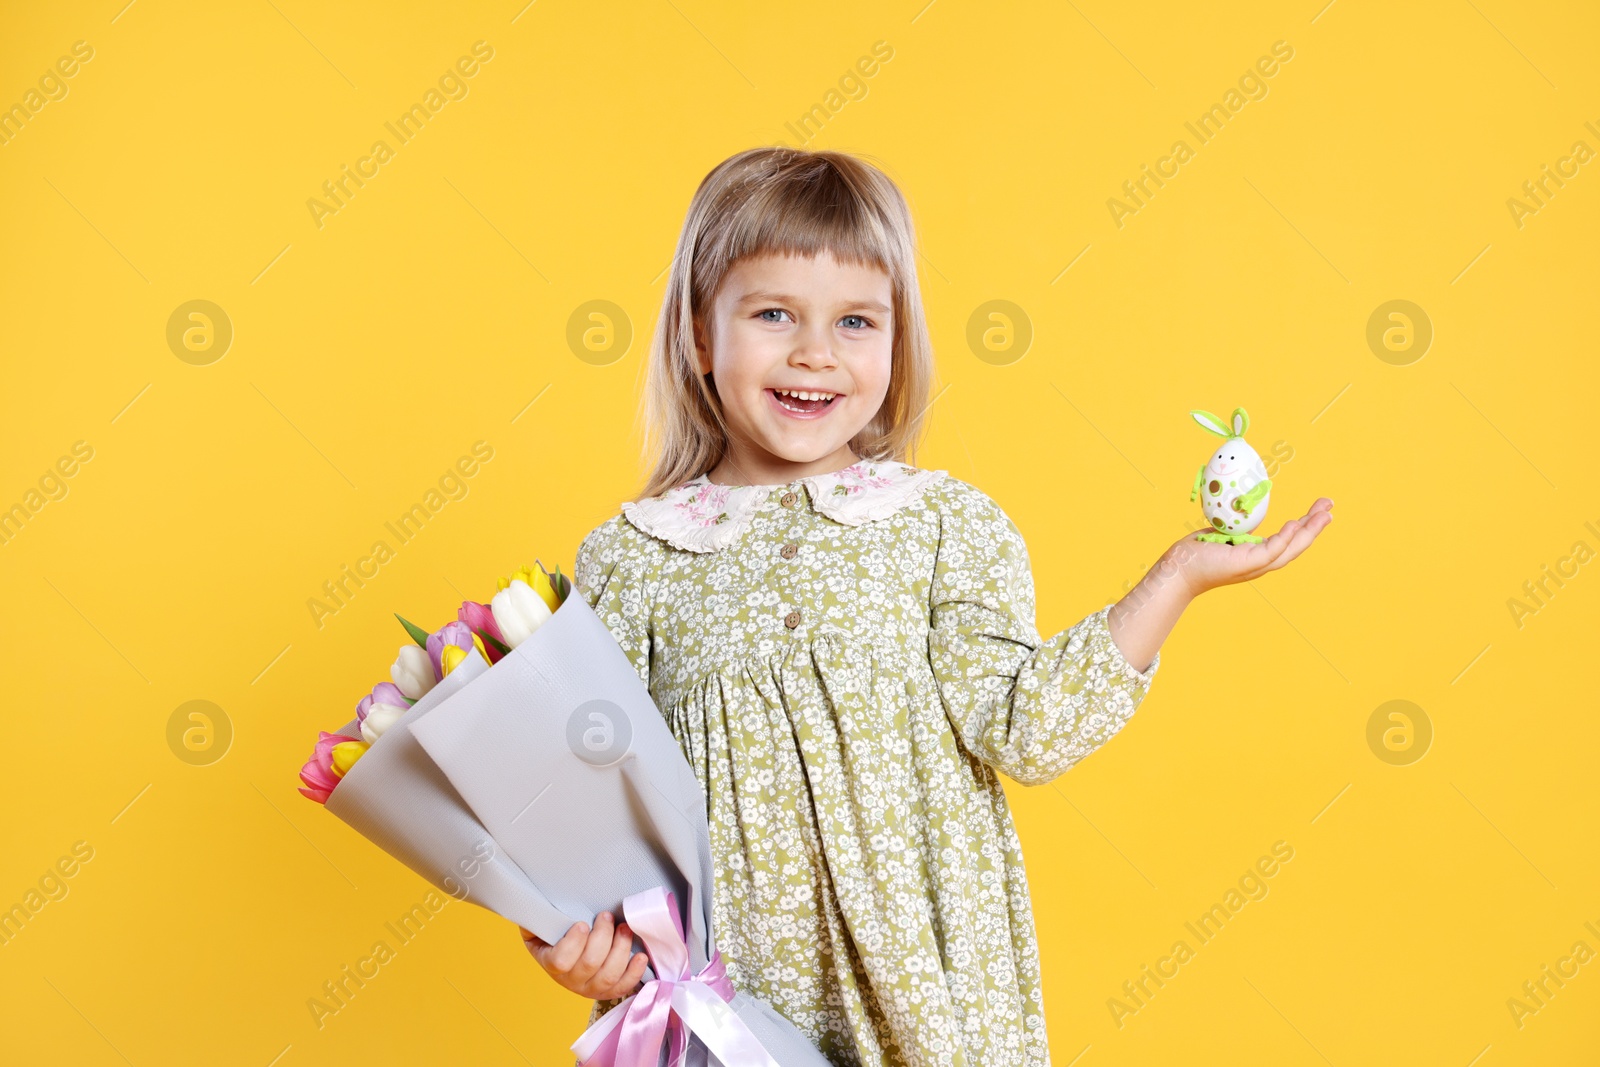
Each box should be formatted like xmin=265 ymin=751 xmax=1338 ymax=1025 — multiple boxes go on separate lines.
xmin=692 ymin=315 xmax=711 ymax=375
xmin=1230 ymin=408 xmax=1249 ymax=437
xmin=1190 ymin=409 xmax=1230 ymax=437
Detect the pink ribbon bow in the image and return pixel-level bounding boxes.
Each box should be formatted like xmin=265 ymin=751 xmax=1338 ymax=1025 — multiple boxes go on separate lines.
xmin=571 ymin=886 xmax=781 ymax=1067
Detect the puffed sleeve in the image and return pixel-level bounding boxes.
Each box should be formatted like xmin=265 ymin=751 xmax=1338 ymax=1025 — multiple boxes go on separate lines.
xmin=926 ymin=482 xmax=1160 ymax=785
xmin=573 ymin=514 xmax=652 ymax=688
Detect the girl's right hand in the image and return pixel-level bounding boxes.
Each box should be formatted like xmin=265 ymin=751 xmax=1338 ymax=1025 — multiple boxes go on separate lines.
xmin=519 ymin=912 xmax=650 ymax=1000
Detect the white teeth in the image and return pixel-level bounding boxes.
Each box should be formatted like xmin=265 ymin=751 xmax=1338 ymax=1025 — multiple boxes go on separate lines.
xmin=774 ymin=388 xmax=837 ymax=401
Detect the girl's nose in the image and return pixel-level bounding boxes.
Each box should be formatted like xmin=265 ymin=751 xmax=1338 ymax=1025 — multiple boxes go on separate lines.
xmin=789 ymin=322 xmax=839 ymax=368
xmin=789 ymin=342 xmax=838 ymax=369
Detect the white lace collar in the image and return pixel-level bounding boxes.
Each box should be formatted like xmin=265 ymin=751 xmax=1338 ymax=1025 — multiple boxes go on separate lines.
xmin=621 ymin=459 xmax=949 ymax=553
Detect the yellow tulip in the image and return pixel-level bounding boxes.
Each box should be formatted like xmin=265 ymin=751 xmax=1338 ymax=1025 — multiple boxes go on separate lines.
xmin=496 ymin=563 xmax=560 ymax=613
xmin=331 ymin=740 xmax=369 ymax=778
xmin=527 ymin=567 xmax=560 ymax=613
xmin=441 ymin=632 xmax=490 ymax=677
xmin=496 ymin=565 xmax=533 ymax=591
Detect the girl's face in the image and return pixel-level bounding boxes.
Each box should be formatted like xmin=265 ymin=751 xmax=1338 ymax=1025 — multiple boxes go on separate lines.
xmin=694 ymin=250 xmax=894 ymax=485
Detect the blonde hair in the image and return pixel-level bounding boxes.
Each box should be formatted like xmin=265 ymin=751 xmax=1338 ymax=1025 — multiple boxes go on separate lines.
xmin=634 ymin=146 xmax=934 ymax=500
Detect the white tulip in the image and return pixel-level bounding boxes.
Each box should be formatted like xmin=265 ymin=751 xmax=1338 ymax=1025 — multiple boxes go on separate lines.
xmin=391 ymin=644 xmax=437 ymax=699
xmin=360 ymin=701 xmax=408 ymax=744
xmin=490 ymin=578 xmax=553 ymax=648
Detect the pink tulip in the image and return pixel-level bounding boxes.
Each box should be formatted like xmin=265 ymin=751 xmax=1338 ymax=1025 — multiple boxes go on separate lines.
xmin=458 ymin=601 xmax=506 ymax=663
xmin=426 ymin=620 xmax=476 ymax=679
xmin=298 ymin=730 xmax=361 ymax=804
xmin=356 ymin=680 xmax=410 ymax=725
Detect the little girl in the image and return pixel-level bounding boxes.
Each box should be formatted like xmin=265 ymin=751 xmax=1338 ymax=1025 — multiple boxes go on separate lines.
xmin=524 ymin=147 xmax=1333 ymax=1065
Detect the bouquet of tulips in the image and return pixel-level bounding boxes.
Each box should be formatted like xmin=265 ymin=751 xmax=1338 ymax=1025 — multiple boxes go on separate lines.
xmin=297 ymin=563 xmax=563 ymax=804
xmin=293 ymin=559 xmax=829 ymax=1067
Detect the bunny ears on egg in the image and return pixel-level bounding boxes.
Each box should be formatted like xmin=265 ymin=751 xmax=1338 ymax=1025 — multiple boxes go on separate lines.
xmin=1191 ymin=407 xmax=1249 ymax=438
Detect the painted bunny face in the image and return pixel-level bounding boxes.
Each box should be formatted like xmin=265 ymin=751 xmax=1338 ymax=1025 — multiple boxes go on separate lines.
xmin=1205 ymin=436 xmax=1263 ymax=479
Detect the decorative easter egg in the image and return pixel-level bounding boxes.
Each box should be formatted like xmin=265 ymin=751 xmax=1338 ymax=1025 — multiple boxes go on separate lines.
xmin=1189 ymin=407 xmax=1272 ymax=544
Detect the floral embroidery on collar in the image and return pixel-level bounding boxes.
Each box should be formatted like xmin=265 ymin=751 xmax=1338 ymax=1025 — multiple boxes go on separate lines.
xmin=621 ymin=460 xmax=949 ymax=553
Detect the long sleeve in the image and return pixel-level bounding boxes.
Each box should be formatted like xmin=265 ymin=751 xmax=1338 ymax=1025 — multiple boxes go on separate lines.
xmin=926 ymin=486 xmax=1160 ymax=785
xmin=573 ymin=515 xmax=652 ymax=688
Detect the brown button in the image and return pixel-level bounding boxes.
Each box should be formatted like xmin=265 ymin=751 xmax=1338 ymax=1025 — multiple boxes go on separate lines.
xmin=779 ymin=542 xmax=798 ymax=559
xmin=783 ymin=610 xmax=801 ymax=629
xmin=780 ymin=491 xmax=798 ymax=508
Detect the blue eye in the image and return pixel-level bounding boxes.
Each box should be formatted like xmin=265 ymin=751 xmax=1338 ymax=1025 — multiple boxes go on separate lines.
xmin=758 ymin=308 xmax=791 ymax=323
xmin=840 ymin=315 xmax=871 ymax=329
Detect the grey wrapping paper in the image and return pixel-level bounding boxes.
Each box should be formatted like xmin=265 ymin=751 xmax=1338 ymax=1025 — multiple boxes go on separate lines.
xmin=324 ymin=650 xmax=574 ymax=941
xmin=322 ymin=593 xmax=833 ymax=1067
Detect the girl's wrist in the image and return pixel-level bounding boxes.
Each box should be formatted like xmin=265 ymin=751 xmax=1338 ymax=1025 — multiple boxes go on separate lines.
xmin=1144 ymin=548 xmax=1202 ymax=606
xmin=1107 ymin=559 xmax=1193 ymax=673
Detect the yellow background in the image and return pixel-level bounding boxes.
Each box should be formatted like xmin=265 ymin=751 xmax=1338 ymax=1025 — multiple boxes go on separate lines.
xmin=3 ymin=0 xmax=1597 ymax=1063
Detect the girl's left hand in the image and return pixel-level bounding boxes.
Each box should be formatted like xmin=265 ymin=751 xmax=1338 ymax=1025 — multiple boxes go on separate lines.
xmin=1166 ymin=498 xmax=1335 ymax=598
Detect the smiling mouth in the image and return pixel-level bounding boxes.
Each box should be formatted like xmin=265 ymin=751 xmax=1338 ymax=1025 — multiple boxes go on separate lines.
xmin=768 ymin=388 xmax=840 ymax=416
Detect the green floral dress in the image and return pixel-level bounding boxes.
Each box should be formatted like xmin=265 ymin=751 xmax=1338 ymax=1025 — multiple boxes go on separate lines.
xmin=573 ymin=460 xmax=1161 ymax=1066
